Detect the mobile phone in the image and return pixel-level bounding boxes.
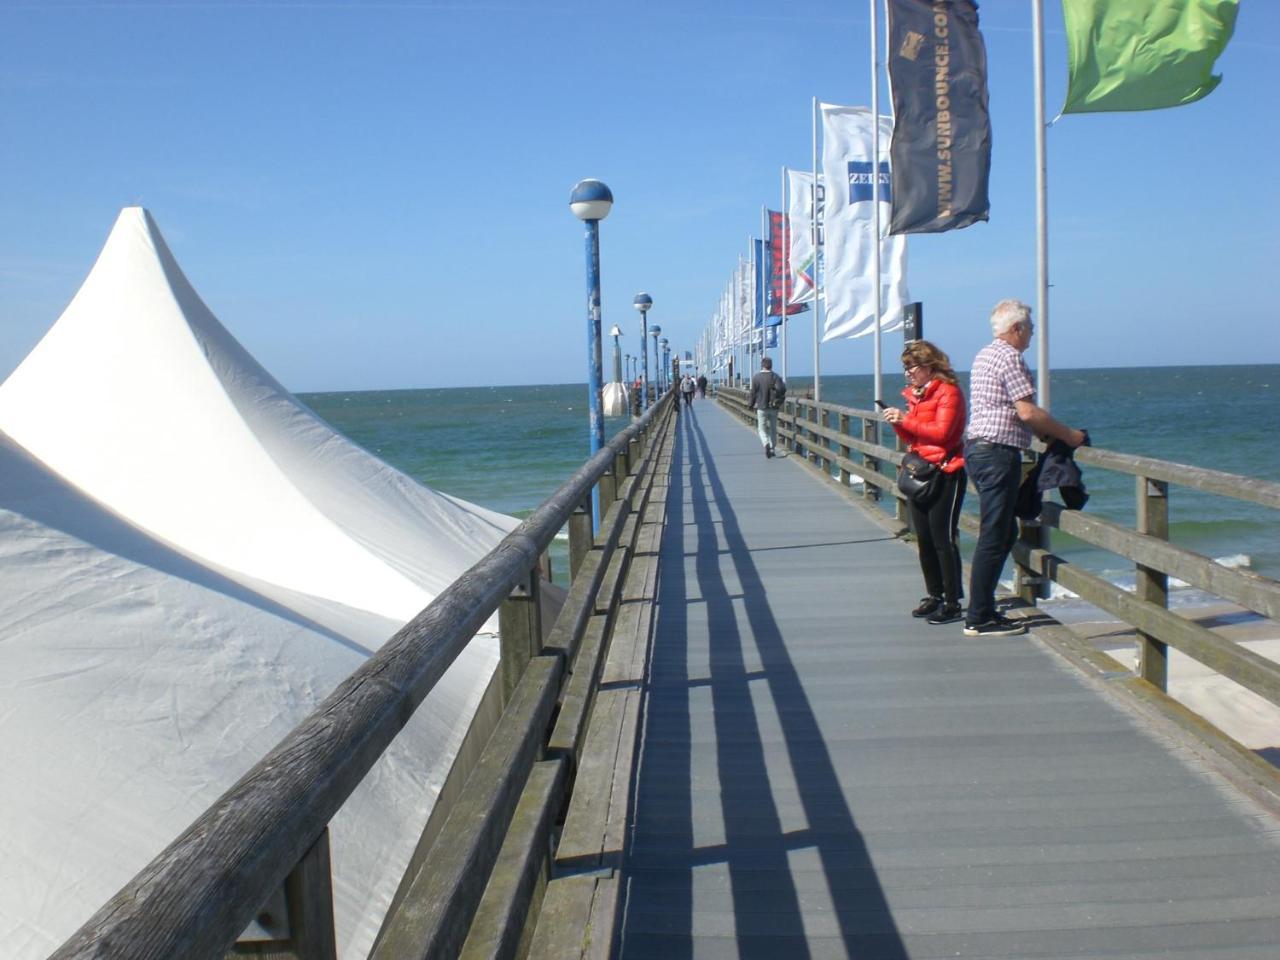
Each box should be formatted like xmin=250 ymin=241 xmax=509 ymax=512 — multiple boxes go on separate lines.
xmin=874 ymin=399 xmax=888 ymax=409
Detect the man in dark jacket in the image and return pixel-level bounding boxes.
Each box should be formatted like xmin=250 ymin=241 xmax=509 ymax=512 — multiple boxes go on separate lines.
xmin=749 ymin=357 xmax=783 ymax=459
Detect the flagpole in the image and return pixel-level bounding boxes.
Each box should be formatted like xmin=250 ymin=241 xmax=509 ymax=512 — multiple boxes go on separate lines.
xmin=811 ymin=97 xmax=822 ymax=403
xmin=870 ymin=0 xmax=883 ymax=407
xmin=752 ymin=207 xmax=762 ymax=360
xmin=781 ymin=166 xmax=789 ymax=380
xmin=1032 ymin=0 xmax=1050 ymax=409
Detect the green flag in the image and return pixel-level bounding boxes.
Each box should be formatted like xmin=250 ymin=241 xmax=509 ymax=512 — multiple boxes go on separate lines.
xmin=1062 ymin=0 xmax=1239 ymax=114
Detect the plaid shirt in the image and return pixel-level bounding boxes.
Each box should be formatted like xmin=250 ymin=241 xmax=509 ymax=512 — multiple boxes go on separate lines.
xmin=965 ymin=339 xmax=1034 ymax=448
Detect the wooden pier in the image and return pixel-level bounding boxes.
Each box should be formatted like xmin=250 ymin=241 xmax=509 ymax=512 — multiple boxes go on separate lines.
xmin=50 ymin=389 xmax=1280 ymax=960
xmin=617 ymin=399 xmax=1280 ymax=958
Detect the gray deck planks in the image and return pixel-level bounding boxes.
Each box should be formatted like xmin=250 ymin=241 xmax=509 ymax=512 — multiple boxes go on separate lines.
xmin=618 ymin=400 xmax=1280 ymax=959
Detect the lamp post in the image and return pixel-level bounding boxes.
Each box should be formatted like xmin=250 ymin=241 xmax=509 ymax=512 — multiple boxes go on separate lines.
xmin=633 ymin=293 xmax=652 ymax=410
xmin=660 ymin=337 xmax=670 ymax=393
xmin=650 ymin=324 xmax=662 ymax=393
xmin=570 ymin=178 xmax=613 ymax=531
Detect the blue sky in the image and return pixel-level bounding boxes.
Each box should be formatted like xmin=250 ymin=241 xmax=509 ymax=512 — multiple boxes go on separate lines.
xmin=1 ymin=1 xmax=1275 ymax=392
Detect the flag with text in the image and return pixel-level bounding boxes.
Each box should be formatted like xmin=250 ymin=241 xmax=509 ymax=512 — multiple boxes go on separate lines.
xmin=887 ymin=0 xmax=991 ymax=233
xmin=820 ymin=103 xmax=909 ymax=340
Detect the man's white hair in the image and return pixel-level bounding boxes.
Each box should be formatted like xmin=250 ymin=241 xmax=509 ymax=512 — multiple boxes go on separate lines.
xmin=990 ymin=298 xmax=1031 ymax=337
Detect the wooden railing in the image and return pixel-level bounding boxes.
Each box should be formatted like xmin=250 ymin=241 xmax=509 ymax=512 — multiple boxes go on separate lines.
xmin=52 ymin=392 xmax=678 ymax=960
xmin=718 ymin=386 xmax=1280 ymax=715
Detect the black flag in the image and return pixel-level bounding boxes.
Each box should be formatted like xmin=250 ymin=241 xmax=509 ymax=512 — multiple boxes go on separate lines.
xmin=887 ymin=0 xmax=991 ymax=234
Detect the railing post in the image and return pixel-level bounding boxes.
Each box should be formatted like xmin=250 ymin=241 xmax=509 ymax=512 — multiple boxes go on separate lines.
xmin=498 ymin=568 xmax=543 ymax=700
xmin=893 ymin=433 xmax=907 ymax=522
xmin=808 ymin=404 xmax=821 ymax=467
xmin=862 ymin=415 xmax=881 ymax=504
xmin=232 ymin=829 xmax=337 ymax=960
xmin=1136 ymin=476 xmax=1170 ymax=689
xmin=615 ymin=448 xmax=629 ymax=494
xmin=1014 ymin=520 xmax=1046 ymax=605
xmin=838 ymin=413 xmax=851 ymax=488
xmin=599 ymin=463 xmax=617 ymax=517
xmin=1014 ymin=454 xmax=1048 ymax=605
xmin=817 ymin=407 xmax=829 ymax=475
xmin=568 ymin=500 xmax=592 ymax=580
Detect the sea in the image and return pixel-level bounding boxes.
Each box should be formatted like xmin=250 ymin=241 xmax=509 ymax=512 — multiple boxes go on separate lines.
xmin=300 ymin=364 xmax=1279 ymax=602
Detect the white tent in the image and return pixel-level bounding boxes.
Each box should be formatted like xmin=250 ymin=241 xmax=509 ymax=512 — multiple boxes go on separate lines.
xmin=0 ymin=208 xmax=518 ymax=959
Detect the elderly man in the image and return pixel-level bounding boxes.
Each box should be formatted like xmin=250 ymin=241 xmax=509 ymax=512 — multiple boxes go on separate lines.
xmin=963 ymin=299 xmax=1085 ymax=637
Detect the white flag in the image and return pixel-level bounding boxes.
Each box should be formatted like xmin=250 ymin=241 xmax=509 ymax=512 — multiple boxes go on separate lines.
xmin=820 ymin=103 xmax=909 ymax=340
xmin=787 ymin=169 xmax=823 ymax=305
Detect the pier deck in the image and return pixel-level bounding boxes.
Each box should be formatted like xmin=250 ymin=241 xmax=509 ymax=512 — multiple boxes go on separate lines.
xmin=618 ymin=399 xmax=1280 ymax=959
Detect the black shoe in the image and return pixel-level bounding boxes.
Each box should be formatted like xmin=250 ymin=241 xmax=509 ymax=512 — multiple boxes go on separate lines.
xmin=926 ymin=602 xmax=963 ymax=625
xmin=765 ymin=443 xmax=775 ymax=458
xmin=911 ymin=596 xmax=941 ymax=618
xmin=963 ymin=616 xmax=1027 ymax=637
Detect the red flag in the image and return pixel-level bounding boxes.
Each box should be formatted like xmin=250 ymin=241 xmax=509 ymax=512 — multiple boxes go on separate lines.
xmin=767 ymin=210 xmax=809 ymax=317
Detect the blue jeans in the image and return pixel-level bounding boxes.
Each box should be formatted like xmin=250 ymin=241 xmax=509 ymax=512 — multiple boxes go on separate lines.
xmin=964 ymin=439 xmax=1022 ymax=625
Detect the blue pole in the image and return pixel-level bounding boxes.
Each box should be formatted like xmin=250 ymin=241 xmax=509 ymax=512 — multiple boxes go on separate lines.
xmin=640 ymin=309 xmax=649 ymax=410
xmin=584 ymin=218 xmax=604 ymax=531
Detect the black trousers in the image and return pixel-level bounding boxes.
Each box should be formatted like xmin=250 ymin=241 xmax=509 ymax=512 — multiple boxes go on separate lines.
xmin=963 ymin=441 xmax=1022 ymax=624
xmin=908 ymin=467 xmax=967 ymax=605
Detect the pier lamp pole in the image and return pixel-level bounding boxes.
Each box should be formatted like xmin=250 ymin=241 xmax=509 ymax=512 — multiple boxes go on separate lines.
xmin=660 ymin=338 xmax=669 ymax=392
xmin=650 ymin=324 xmax=662 ymax=395
xmin=634 ymin=293 xmax=653 ymax=410
xmin=570 ymin=178 xmax=613 ymax=532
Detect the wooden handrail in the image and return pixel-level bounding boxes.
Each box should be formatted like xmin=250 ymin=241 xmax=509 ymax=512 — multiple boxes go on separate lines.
xmin=716 ymin=385 xmax=1280 ymax=708
xmin=51 ymin=394 xmax=675 ymax=960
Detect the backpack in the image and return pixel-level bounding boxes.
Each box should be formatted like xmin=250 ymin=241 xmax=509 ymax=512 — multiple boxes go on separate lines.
xmin=766 ymin=373 xmax=787 ymax=410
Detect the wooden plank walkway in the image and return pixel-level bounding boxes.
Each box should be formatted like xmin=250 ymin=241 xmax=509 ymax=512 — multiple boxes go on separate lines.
xmin=618 ymin=399 xmax=1280 ymax=959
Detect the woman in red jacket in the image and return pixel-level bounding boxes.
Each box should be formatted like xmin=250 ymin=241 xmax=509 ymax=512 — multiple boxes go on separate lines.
xmin=883 ymin=340 xmax=968 ymax=624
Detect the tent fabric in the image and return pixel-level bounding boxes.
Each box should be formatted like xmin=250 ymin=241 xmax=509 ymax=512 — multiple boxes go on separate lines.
xmin=0 ymin=208 xmax=517 ymax=959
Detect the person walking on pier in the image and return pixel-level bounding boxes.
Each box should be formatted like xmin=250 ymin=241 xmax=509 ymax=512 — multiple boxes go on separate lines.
xmin=883 ymin=341 xmax=967 ymax=625
xmin=749 ymin=357 xmax=784 ymax=459
xmin=681 ymin=372 xmax=696 ymax=408
xmin=696 ymin=371 xmax=707 ymax=398
xmin=963 ymin=299 xmax=1086 ymax=638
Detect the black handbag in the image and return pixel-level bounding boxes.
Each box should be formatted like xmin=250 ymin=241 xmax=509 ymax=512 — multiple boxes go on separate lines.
xmin=897 ymin=451 xmax=944 ymax=504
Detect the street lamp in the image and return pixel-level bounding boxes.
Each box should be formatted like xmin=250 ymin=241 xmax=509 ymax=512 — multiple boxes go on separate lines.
xmin=570 ymin=178 xmax=613 ymax=531
xmin=649 ymin=324 xmax=662 ymax=393
xmin=660 ymin=337 xmax=670 ymax=393
xmin=633 ymin=293 xmax=652 ymax=410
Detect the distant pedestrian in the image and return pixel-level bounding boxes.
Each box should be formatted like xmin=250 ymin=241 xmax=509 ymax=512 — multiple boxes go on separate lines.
xmin=748 ymin=357 xmax=784 ymax=459
xmin=882 ymin=340 xmax=967 ymax=625
xmin=963 ymin=299 xmax=1085 ymax=637
xmin=681 ymin=373 xmax=695 ymax=408
xmin=696 ymin=372 xmax=708 ymax=398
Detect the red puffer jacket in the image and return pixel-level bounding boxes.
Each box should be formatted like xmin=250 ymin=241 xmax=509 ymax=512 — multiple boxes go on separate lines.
xmin=891 ymin=378 xmax=966 ymax=473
